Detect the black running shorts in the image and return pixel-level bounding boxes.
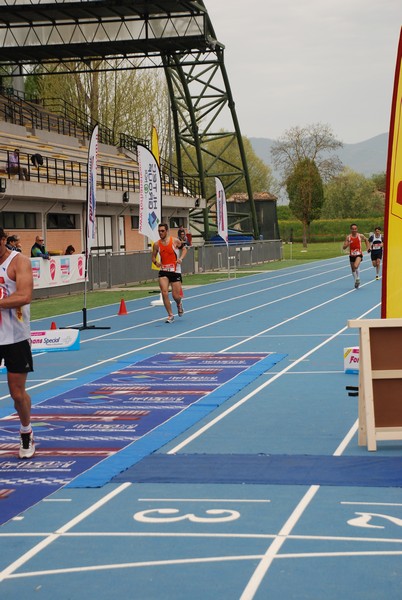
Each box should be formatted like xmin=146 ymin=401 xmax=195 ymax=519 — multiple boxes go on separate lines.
xmin=158 ymin=270 xmax=182 ymax=283
xmin=0 ymin=339 xmax=33 ymax=373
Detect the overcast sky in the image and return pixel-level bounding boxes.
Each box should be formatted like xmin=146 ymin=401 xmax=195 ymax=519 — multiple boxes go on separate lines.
xmin=206 ymin=0 xmax=401 ymax=144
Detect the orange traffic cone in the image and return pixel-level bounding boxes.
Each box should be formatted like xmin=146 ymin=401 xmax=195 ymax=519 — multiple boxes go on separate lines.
xmin=50 ymin=321 xmax=57 ymax=330
xmin=118 ymin=299 xmax=128 ymax=316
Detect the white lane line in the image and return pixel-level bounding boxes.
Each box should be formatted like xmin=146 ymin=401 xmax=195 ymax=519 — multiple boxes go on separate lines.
xmin=61 ymin=266 xmax=354 ymax=337
xmin=2 ymin=532 xmax=402 ymax=544
xmin=240 ymin=486 xmax=320 ymax=600
xmin=6 ymin=554 xmax=264 ymax=579
xmin=0 ymin=482 xmax=131 ymax=583
xmin=31 ymin=259 xmax=347 ymax=325
xmin=137 ymin=498 xmax=271 ymax=503
xmin=168 ymin=303 xmax=379 ymax=454
xmin=237 ymin=303 xmax=381 ymax=599
xmin=341 ymin=502 xmax=402 ymax=507
xmin=0 ymin=271 xmax=364 ymax=402
xmin=52 ymin=262 xmax=355 ymax=329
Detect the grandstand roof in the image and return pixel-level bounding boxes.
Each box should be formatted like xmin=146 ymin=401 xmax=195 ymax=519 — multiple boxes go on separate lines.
xmin=0 ymin=1 xmax=221 ymax=69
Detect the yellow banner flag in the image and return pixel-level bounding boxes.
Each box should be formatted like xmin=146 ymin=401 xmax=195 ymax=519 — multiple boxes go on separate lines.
xmin=151 ymin=125 xmax=160 ymax=166
xmin=383 ymin=28 xmax=402 ymax=317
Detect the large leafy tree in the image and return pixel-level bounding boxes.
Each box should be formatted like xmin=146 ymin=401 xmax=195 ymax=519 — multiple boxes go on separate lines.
xmin=286 ymin=158 xmax=324 ymax=247
xmin=321 ymin=169 xmax=384 ymax=219
xmin=271 ymin=123 xmax=343 ymax=185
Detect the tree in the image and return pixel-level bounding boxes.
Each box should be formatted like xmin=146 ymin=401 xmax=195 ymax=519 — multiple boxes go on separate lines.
xmin=321 ymin=169 xmax=384 ymax=219
xmin=286 ymin=158 xmax=324 ymax=247
xmin=271 ymin=123 xmax=343 ymax=185
xmin=179 ymin=132 xmax=277 ymax=199
xmin=370 ymin=172 xmax=386 ymax=194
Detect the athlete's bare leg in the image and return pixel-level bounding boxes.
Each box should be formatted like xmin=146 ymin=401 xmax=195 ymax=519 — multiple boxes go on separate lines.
xmin=159 ymin=276 xmax=173 ymax=317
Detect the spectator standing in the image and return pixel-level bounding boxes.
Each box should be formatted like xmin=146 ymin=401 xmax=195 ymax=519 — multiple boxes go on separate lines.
xmin=31 ymin=235 xmax=50 ymax=259
xmin=0 ymin=227 xmax=35 ymax=458
xmin=7 ymin=149 xmax=29 ymax=181
xmin=65 ymin=245 xmax=75 ymax=255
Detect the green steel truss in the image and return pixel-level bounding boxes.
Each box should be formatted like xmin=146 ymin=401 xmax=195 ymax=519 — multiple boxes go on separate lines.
xmin=0 ymin=0 xmax=260 ymax=239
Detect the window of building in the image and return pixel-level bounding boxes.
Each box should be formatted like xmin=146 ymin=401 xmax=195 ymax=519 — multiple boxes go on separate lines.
xmin=0 ymin=211 xmax=36 ymax=229
xmin=169 ymin=217 xmax=185 ymax=228
xmin=131 ymin=215 xmax=139 ymax=229
xmin=47 ymin=213 xmax=78 ymax=229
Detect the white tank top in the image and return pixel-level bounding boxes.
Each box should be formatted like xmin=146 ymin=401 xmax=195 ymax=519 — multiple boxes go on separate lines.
xmin=0 ymin=251 xmax=31 ymax=344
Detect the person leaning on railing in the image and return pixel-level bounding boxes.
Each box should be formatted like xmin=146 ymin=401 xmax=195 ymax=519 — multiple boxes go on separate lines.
xmin=31 ymin=235 xmax=50 ymax=260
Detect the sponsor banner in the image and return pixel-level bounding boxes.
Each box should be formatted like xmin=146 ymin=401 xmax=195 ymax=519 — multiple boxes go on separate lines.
xmin=31 ymin=329 xmax=80 ymax=353
xmin=344 ymin=347 xmax=359 ymax=374
xmin=31 ymin=254 xmax=86 ymax=289
xmin=382 ymin=29 xmax=402 ymax=317
xmin=138 ymin=144 xmax=162 ymax=243
xmin=215 ymin=176 xmax=228 ymax=245
xmin=0 ymin=352 xmax=278 ymax=524
xmin=87 ymin=124 xmax=98 ymax=255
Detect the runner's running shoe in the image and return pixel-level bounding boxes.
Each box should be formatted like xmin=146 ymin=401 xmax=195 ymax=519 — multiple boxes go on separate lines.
xmin=177 ymin=301 xmax=184 ymax=317
xmin=165 ymin=315 xmax=174 ymax=323
xmin=355 ymin=278 xmax=360 ymax=289
xmin=19 ymin=430 xmax=35 ymax=459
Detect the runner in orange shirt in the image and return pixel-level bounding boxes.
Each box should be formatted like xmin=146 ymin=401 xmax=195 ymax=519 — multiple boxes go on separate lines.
xmin=152 ymin=223 xmax=187 ymax=323
xmin=342 ymin=223 xmax=370 ymax=289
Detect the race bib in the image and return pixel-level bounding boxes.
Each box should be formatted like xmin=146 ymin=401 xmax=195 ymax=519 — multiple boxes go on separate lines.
xmin=162 ymin=263 xmax=176 ymax=272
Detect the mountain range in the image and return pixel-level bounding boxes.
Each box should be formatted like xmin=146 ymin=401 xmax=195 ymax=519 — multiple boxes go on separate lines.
xmin=250 ymin=132 xmax=388 ymax=180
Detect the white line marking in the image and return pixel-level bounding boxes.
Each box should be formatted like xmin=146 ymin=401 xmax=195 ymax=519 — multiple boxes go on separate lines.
xmin=2 ymin=531 xmax=402 ymax=544
xmin=168 ymin=303 xmax=379 ymax=454
xmin=42 ymin=498 xmax=72 ymax=502
xmin=137 ymin=498 xmax=271 ymax=503
xmin=0 ymin=271 xmax=372 ymax=403
xmin=0 ymin=482 xmax=131 ymax=583
xmin=7 ymin=554 xmax=264 ymax=579
xmin=341 ymin=502 xmax=402 ymax=507
xmin=240 ymin=486 xmax=320 ymax=600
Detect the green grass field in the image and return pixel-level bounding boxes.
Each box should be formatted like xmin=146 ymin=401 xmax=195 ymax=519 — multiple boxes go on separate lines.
xmin=31 ymin=241 xmax=345 ymax=320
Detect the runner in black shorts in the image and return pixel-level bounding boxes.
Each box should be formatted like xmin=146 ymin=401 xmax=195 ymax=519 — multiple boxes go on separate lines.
xmin=0 ymin=227 xmax=35 ymax=458
xmin=0 ymin=339 xmax=33 ymax=373
xmin=152 ymin=223 xmax=187 ymax=323
xmin=368 ymin=226 xmax=383 ymax=280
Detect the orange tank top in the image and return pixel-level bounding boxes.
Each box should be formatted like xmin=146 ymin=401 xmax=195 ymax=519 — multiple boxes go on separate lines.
xmin=159 ymin=237 xmax=179 ymax=272
xmin=348 ymin=235 xmax=362 ymax=256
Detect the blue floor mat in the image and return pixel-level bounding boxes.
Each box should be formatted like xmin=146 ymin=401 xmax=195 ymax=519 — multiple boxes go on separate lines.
xmin=0 ymin=352 xmax=285 ymax=523
xmin=112 ymin=453 xmax=402 ymax=487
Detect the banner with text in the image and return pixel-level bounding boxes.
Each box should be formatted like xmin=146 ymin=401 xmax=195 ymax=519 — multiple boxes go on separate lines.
xmin=382 ymin=27 xmax=402 ymax=317
xmin=138 ymin=143 xmax=162 ymax=243
xmin=86 ymin=124 xmax=98 ymax=258
xmin=215 ymin=176 xmax=228 ymax=245
xmin=31 ymin=254 xmax=86 ymax=289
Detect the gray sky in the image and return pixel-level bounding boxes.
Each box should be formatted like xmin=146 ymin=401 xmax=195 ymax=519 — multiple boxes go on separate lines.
xmin=206 ymin=0 xmax=401 ymax=144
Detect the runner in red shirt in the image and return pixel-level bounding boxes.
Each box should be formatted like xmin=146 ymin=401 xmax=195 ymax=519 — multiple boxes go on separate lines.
xmin=342 ymin=223 xmax=370 ymax=289
xmin=152 ymin=223 xmax=187 ymax=323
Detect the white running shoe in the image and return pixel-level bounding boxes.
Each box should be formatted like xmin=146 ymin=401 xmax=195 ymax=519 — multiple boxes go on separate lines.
xmin=19 ymin=430 xmax=35 ymax=459
xmin=354 ymin=278 xmax=360 ymax=289
xmin=165 ymin=315 xmax=174 ymax=323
